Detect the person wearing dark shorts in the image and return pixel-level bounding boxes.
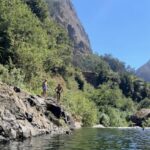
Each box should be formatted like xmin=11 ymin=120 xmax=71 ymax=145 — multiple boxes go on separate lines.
xmin=55 ymin=84 xmax=63 ymax=102
xmin=42 ymin=80 xmax=47 ymax=97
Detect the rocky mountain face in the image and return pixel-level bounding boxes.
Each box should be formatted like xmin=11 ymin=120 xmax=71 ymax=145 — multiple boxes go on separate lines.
xmin=0 ymin=82 xmax=75 ymax=141
xmin=136 ymin=60 xmax=150 ymax=82
xmin=45 ymin=0 xmax=92 ymax=54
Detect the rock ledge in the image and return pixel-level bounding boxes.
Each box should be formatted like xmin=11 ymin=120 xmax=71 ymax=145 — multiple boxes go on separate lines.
xmin=0 ymin=82 xmax=75 ymax=142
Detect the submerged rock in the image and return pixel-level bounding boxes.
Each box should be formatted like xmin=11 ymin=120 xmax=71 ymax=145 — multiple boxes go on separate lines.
xmin=0 ymin=83 xmax=75 ymax=141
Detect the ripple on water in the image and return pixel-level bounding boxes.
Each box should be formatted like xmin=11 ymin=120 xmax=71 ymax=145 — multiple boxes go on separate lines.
xmin=0 ymin=128 xmax=150 ymax=150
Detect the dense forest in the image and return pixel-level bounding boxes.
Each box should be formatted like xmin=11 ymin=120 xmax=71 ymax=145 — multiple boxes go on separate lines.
xmin=0 ymin=0 xmax=150 ymax=127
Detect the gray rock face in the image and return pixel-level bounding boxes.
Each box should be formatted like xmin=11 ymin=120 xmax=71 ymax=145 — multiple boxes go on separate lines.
xmin=136 ymin=60 xmax=150 ymax=82
xmin=130 ymin=109 xmax=150 ymax=126
xmin=0 ymin=82 xmax=75 ymax=142
xmin=45 ymin=0 xmax=92 ymax=54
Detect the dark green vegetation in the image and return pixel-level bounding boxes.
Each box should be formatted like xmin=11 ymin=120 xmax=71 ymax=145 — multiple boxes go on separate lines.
xmin=0 ymin=0 xmax=150 ymax=127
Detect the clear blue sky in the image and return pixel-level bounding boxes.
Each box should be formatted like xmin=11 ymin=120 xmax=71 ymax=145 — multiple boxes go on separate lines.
xmin=72 ymin=0 xmax=150 ymax=69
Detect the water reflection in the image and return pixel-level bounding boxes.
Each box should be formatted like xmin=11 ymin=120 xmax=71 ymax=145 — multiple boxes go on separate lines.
xmin=0 ymin=128 xmax=150 ymax=150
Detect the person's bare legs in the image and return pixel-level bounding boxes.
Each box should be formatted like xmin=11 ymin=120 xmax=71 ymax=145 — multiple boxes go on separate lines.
xmin=57 ymin=92 xmax=61 ymax=103
xmin=42 ymin=90 xmax=47 ymax=98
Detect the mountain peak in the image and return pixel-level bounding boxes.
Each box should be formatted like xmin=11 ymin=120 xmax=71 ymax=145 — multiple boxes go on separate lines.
xmin=45 ymin=0 xmax=92 ymax=54
xmin=136 ymin=60 xmax=150 ymax=82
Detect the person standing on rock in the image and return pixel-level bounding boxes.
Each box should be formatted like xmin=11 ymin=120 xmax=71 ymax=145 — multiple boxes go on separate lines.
xmin=42 ymin=79 xmax=48 ymax=97
xmin=55 ymin=84 xmax=63 ymax=102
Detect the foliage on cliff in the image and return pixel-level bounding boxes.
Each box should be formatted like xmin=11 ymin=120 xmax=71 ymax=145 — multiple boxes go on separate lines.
xmin=73 ymin=53 xmax=150 ymax=126
xmin=0 ymin=0 xmax=97 ymax=126
xmin=0 ymin=0 xmax=150 ymax=127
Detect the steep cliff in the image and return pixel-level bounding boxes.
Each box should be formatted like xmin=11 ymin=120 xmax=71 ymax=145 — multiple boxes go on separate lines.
xmin=0 ymin=82 xmax=75 ymax=141
xmin=45 ymin=0 xmax=92 ymax=54
xmin=136 ymin=60 xmax=150 ymax=82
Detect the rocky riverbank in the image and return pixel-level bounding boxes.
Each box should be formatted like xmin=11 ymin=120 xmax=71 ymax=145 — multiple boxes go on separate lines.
xmin=0 ymin=82 xmax=75 ymax=142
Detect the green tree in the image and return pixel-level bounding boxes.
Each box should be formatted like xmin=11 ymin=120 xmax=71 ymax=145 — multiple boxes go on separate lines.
xmin=24 ymin=0 xmax=49 ymax=21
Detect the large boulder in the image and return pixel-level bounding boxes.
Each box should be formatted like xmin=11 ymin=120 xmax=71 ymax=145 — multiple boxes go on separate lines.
xmin=130 ymin=109 xmax=150 ymax=126
xmin=0 ymin=82 xmax=75 ymax=141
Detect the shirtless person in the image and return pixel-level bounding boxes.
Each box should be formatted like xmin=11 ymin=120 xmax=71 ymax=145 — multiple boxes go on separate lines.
xmin=55 ymin=84 xmax=63 ymax=102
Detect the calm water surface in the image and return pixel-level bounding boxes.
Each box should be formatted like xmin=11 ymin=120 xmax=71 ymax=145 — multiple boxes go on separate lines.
xmin=0 ymin=128 xmax=150 ymax=150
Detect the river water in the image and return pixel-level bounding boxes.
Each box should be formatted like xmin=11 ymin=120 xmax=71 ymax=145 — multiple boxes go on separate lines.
xmin=0 ymin=128 xmax=150 ymax=150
